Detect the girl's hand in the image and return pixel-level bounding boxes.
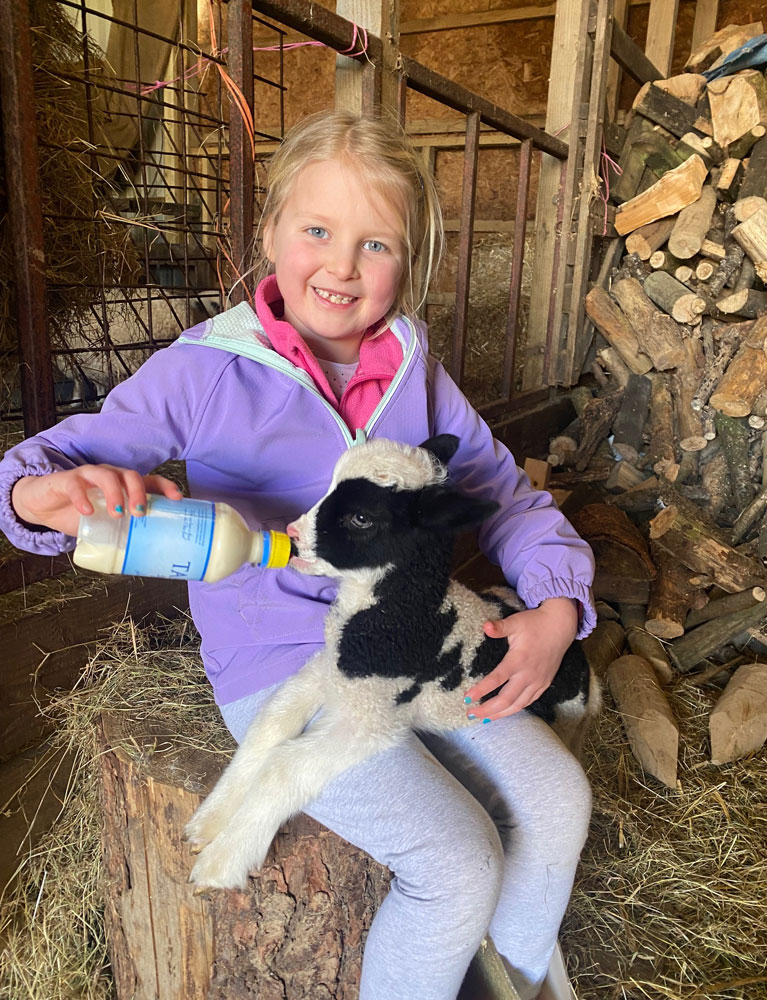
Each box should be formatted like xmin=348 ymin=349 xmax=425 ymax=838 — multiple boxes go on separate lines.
xmin=464 ymin=597 xmax=579 ymax=722
xmin=11 ymin=465 xmax=184 ymax=538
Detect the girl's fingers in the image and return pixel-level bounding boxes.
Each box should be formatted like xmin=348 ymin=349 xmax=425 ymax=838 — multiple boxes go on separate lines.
xmin=477 ymin=682 xmax=542 ymax=721
xmin=144 ymin=474 xmax=184 ymax=500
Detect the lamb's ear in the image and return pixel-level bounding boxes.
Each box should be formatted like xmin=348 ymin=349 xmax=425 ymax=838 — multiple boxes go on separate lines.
xmin=414 ymin=487 xmax=499 ymax=532
xmin=418 ymin=434 xmax=460 ymax=466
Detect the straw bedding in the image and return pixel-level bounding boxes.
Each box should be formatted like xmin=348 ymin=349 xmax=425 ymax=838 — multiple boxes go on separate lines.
xmin=1 ymin=614 xmax=766 ymax=999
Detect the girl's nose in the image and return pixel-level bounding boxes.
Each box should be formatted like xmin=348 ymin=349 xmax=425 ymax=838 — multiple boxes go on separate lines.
xmin=326 ymin=246 xmax=359 ymax=280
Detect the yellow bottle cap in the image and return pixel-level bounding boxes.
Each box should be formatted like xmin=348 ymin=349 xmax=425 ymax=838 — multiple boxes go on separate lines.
xmin=264 ymin=530 xmax=292 ymax=569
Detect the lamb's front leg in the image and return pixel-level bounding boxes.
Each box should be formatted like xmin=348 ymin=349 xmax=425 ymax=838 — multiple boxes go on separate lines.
xmin=184 ymin=658 xmax=326 ymax=850
xmin=189 ymin=712 xmax=398 ymax=890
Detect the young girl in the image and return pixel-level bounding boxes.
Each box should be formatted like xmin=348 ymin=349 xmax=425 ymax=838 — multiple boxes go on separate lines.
xmin=1 ymin=111 xmax=596 ymax=1000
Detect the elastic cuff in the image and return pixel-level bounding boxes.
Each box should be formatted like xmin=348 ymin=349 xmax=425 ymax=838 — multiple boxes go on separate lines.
xmin=0 ymin=469 xmax=74 ymax=555
xmin=519 ymin=580 xmax=597 ymax=640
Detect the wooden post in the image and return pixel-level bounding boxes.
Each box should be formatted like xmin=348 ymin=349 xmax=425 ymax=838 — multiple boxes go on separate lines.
xmin=335 ymin=0 xmax=397 ymax=113
xmin=691 ymin=0 xmax=719 ymax=53
xmin=645 ymin=0 xmax=679 ymax=78
xmin=605 ymin=0 xmax=628 ymax=121
xmin=524 ymin=0 xmax=592 ymax=389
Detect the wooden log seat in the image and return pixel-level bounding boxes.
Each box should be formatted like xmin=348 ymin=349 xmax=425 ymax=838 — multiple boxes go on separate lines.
xmin=98 ymin=712 xmax=392 ymax=1000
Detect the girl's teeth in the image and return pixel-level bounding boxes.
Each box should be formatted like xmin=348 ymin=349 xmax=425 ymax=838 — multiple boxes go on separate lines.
xmin=315 ymin=289 xmax=355 ymax=304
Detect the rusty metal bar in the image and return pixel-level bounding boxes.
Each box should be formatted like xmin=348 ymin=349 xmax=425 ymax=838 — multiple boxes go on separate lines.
xmin=229 ymin=0 xmax=255 ymax=303
xmin=361 ymin=60 xmax=382 ymax=114
xmin=502 ymin=138 xmax=532 ymax=401
xmin=0 ymin=0 xmax=56 ymax=434
xmin=251 ymin=0 xmax=384 ymax=66
xmin=450 ymin=112 xmax=480 ymax=387
xmin=400 ymin=55 xmax=567 ymax=159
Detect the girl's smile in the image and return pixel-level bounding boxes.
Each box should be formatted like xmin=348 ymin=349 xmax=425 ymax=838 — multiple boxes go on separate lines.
xmin=263 ymin=158 xmax=407 ymax=363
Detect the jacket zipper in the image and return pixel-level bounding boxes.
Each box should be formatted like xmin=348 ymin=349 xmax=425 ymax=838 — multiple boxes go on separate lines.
xmin=180 ymin=316 xmax=419 ymax=449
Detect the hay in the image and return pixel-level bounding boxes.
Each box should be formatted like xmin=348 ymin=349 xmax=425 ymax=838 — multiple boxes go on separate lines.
xmin=564 ymin=676 xmax=767 ymax=1000
xmin=0 ymin=613 xmax=228 ymax=1000
xmin=2 ymin=615 xmax=766 ymax=998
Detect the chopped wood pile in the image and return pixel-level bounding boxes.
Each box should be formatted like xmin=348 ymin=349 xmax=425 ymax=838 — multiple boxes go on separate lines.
xmin=546 ymin=22 xmax=767 ymax=788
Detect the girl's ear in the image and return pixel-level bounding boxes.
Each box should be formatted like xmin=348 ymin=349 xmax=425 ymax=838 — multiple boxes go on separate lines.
xmin=262 ymin=217 xmax=276 ymax=263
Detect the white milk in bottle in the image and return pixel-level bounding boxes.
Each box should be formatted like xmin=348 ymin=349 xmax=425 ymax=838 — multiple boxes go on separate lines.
xmin=73 ymin=492 xmax=292 ymax=582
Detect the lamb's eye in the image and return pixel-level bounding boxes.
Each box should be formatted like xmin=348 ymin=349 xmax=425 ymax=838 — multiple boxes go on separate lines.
xmin=349 ymin=512 xmax=374 ymax=529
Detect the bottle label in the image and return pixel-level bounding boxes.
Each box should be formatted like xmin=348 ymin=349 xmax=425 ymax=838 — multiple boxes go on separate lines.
xmin=122 ymin=497 xmax=216 ymax=580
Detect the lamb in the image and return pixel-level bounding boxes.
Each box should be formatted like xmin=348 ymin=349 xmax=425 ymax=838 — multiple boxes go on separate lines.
xmin=185 ymin=434 xmax=600 ymax=891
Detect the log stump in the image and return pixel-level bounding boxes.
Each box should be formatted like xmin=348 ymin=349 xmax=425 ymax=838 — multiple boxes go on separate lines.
xmin=98 ymin=713 xmax=391 ymax=1000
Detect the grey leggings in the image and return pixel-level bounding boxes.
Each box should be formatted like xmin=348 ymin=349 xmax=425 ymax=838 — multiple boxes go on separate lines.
xmin=221 ymin=684 xmax=591 ymax=1000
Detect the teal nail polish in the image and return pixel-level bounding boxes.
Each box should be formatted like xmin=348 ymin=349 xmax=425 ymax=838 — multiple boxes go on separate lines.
xmin=468 ymin=713 xmax=476 ymax=720
xmin=464 ymin=696 xmax=472 ymax=704
xmin=482 ymin=718 xmax=491 ymax=724
xmin=136 ymin=504 xmax=145 ymax=513
xmin=114 ymin=505 xmax=124 ymax=514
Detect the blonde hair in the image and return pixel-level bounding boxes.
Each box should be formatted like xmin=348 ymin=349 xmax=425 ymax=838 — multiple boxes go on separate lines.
xmin=250 ymin=110 xmax=444 ymax=320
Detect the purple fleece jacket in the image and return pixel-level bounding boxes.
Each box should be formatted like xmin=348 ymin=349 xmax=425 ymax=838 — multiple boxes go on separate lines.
xmin=0 ymin=302 xmax=596 ymax=705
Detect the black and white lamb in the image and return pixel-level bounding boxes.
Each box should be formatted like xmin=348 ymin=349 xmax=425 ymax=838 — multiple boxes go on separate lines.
xmin=185 ymin=434 xmax=600 ymax=890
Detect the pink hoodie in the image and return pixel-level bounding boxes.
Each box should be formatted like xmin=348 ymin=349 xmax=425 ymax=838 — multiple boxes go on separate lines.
xmin=254 ymin=275 xmax=403 ymax=432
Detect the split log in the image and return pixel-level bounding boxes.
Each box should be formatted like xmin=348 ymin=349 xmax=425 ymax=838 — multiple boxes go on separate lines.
xmin=645 ymin=373 xmax=676 ymax=474
xmin=643 ymin=270 xmax=707 ymax=324
xmin=607 ymin=655 xmax=679 ymax=788
xmin=580 ymin=620 xmax=626 ymax=677
xmin=710 ymin=663 xmax=767 ymax=764
xmin=626 ymin=627 xmax=675 ymax=684
xmin=523 ymin=457 xmax=551 ymax=491
xmin=677 ymin=131 xmax=723 ymax=167
xmin=668 ymin=185 xmax=717 ymax=259
xmin=714 ymin=411 xmax=755 ymax=511
xmin=701 ymin=450 xmax=731 ymax=522
xmin=614 ymin=155 xmax=708 ymax=236
xmin=670 ymin=600 xmax=767 ymax=673
xmin=633 ymin=83 xmax=705 ymax=140
xmin=732 ymin=486 xmax=767 ymax=545
xmin=651 ymin=74 xmax=707 ymax=106
xmin=595 ymin=347 xmax=632 ymax=388
xmin=707 ymin=70 xmax=767 ymax=150
xmin=685 ymin=22 xmax=764 ymax=73
xmin=584 ymin=287 xmax=652 ymax=374
xmin=700 ymin=238 xmax=727 ymax=261
xmin=612 ymin=278 xmax=686 ymax=370
xmin=611 ymin=372 xmax=651 ymax=464
xmin=732 ymin=206 xmax=767 ymax=283
xmin=645 ymin=544 xmax=697 ymax=640
xmin=691 ymin=335 xmax=740 ymax=411
xmin=733 ymin=196 xmax=767 ymax=223
xmin=714 ymin=158 xmax=744 ymax=202
xmin=686 ymin=586 xmax=766 ymax=630
xmin=605 ymin=460 xmax=648 ymax=492
xmin=709 ymin=318 xmax=767 ymax=416
xmin=716 ymin=288 xmax=767 ymax=319
xmin=624 ymin=218 xmax=675 ymax=260
xmin=650 ymin=503 xmax=765 ymax=594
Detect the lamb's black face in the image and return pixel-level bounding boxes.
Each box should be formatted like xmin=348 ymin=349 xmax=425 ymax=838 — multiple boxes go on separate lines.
xmin=313 ymin=478 xmax=423 ymax=571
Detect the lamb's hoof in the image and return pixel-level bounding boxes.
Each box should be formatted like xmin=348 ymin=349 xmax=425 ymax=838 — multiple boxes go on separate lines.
xmin=189 ymin=843 xmax=251 ymax=891
xmin=184 ymin=809 xmax=227 ymax=850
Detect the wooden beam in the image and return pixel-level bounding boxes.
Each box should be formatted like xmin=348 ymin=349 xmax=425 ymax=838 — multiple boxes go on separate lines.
xmin=606 ymin=0 xmax=629 ymax=121
xmin=611 ymin=20 xmax=663 ymax=83
xmin=524 ymin=0 xmax=592 ymax=389
xmin=645 ymin=0 xmax=679 ymax=77
xmin=335 ymin=0 xmax=390 ymax=112
xmin=691 ymin=0 xmax=719 ymax=52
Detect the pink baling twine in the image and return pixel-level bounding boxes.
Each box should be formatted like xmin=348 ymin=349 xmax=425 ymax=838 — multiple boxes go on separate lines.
xmin=599 ymin=139 xmax=622 ymax=236
xmin=139 ymin=23 xmax=370 ymax=97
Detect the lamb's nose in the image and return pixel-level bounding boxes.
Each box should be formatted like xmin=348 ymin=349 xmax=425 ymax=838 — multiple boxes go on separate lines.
xmin=286 ymin=522 xmax=299 ymax=539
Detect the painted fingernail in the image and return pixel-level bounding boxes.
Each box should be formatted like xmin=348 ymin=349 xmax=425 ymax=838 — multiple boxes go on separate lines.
xmin=136 ymin=504 xmax=145 ymax=513
xmin=114 ymin=505 xmax=124 ymax=514
xmin=464 ymin=696 xmax=472 ymax=704
xmin=468 ymin=713 xmax=476 ymax=720
xmin=482 ymin=718 xmax=491 ymax=724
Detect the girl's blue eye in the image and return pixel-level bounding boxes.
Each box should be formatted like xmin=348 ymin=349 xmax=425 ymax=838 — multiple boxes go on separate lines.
xmin=363 ymin=239 xmax=386 ymax=253
xmin=307 ymin=227 xmax=328 ymax=239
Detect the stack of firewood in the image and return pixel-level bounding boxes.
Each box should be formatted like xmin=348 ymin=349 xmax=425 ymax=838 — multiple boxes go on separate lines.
xmin=546 ymin=22 xmax=767 ymax=785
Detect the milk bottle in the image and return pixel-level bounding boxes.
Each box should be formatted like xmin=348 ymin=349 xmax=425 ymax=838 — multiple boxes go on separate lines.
xmin=73 ymin=492 xmax=292 ymax=581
